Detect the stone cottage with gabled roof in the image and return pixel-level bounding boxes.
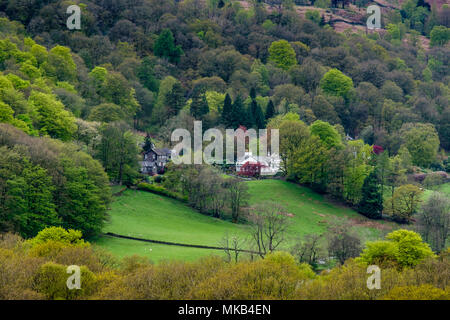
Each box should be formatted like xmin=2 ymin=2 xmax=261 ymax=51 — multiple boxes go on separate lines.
xmin=140 ymin=144 xmax=172 ymax=175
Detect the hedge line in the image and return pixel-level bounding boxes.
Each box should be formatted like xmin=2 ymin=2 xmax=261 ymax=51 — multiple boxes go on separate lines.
xmin=137 ymin=183 xmax=187 ymax=202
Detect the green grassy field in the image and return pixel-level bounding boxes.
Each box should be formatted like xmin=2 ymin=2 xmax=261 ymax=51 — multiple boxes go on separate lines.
xmin=419 ymin=182 xmax=450 ymax=202
xmin=95 ymin=180 xmax=394 ymax=262
xmin=95 ymin=236 xmax=221 ymax=262
xmin=102 ymin=190 xmax=249 ymax=243
xmin=246 ymin=180 xmax=391 ymax=240
xmin=95 ymin=189 xmax=247 ymax=262
xmin=436 ymin=182 xmax=450 ymax=195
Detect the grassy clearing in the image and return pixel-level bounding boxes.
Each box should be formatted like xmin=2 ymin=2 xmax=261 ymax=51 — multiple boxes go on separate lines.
xmin=246 ymin=180 xmax=391 ymax=241
xmin=95 ymin=236 xmax=222 ymax=262
xmin=102 ymin=189 xmax=249 ymax=244
xmin=95 ymin=180 xmax=395 ymax=262
xmin=95 ymin=189 xmax=248 ymax=261
xmin=420 ymin=182 xmax=450 ymax=203
xmin=436 ymin=182 xmax=450 ymax=195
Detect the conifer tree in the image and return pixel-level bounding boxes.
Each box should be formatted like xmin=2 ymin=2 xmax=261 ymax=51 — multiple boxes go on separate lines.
xmin=143 ymin=133 xmax=153 ymax=152
xmin=221 ymin=93 xmax=233 ymax=127
xmin=249 ymin=87 xmax=256 ymax=100
xmin=358 ymin=171 xmax=383 ymax=219
xmin=265 ymin=100 xmax=275 ymax=121
xmin=154 ymin=29 xmax=184 ymax=64
xmin=246 ymin=103 xmax=255 ymax=128
xmin=165 ymin=82 xmax=185 ymax=116
xmin=231 ymin=95 xmax=245 ymax=128
xmin=250 ymin=98 xmax=265 ymax=129
xmin=190 ymin=91 xmax=209 ymax=119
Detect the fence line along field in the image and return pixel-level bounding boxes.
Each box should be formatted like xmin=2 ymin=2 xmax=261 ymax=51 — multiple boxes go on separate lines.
xmin=95 ymin=179 xmax=395 ymax=262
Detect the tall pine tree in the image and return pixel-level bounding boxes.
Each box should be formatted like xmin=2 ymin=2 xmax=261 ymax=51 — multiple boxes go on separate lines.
xmin=231 ymin=95 xmax=246 ymax=128
xmin=143 ymin=133 xmax=153 ymax=152
xmin=154 ymin=29 xmax=184 ymax=64
xmin=221 ymin=93 xmax=233 ymax=127
xmin=358 ymin=171 xmax=383 ymax=219
xmin=250 ymin=98 xmax=265 ymax=129
xmin=190 ymin=91 xmax=209 ymax=119
xmin=165 ymin=82 xmax=185 ymax=117
xmin=246 ymin=103 xmax=255 ymax=128
xmin=265 ymin=100 xmax=275 ymax=122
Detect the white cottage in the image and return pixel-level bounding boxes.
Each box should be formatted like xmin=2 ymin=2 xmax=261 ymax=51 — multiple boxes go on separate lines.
xmin=235 ymin=151 xmax=281 ymax=176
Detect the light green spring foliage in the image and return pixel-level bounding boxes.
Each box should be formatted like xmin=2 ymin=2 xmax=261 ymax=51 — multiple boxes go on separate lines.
xmin=343 ymin=140 xmax=373 ymax=204
xmin=1 ymin=229 xmax=448 ymax=300
xmin=0 ymin=36 xmax=81 ymax=140
xmin=430 ymin=26 xmax=450 ymax=46
xmin=400 ymin=123 xmax=440 ymax=168
xmin=34 ymin=262 xmax=96 ymax=300
xmin=266 ymin=111 xmax=301 ymax=129
xmin=383 ymin=284 xmax=450 ymax=300
xmin=27 ymin=227 xmax=88 ymax=248
xmin=41 ymin=46 xmax=77 ymax=82
xmin=268 ymin=40 xmax=297 ymax=70
xmin=320 ymin=68 xmax=353 ymax=97
xmin=191 ymin=251 xmax=316 ymax=299
xmin=310 ymin=120 xmax=343 ymax=149
xmin=88 ymin=66 xmax=108 ymax=89
xmin=305 ymin=10 xmax=321 ymax=24
xmin=358 ymin=229 xmax=435 ymax=269
xmin=29 ymin=91 xmax=77 ymax=141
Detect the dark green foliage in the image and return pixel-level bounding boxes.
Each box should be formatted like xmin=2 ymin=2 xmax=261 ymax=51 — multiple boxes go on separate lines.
xmin=153 ymin=29 xmax=184 ymax=64
xmin=265 ymin=100 xmax=275 ymax=121
xmin=358 ymin=171 xmax=383 ymax=219
xmin=143 ymin=133 xmax=153 ymax=153
xmin=190 ymin=91 xmax=209 ymax=119
xmin=230 ymin=95 xmax=246 ymax=128
xmin=165 ymin=82 xmax=185 ymax=117
xmin=137 ymin=57 xmax=159 ymax=92
xmin=95 ymin=122 xmax=139 ymax=186
xmin=221 ymin=93 xmax=233 ymax=126
xmin=57 ymin=158 xmax=107 ymax=238
xmin=250 ymin=98 xmax=265 ymax=129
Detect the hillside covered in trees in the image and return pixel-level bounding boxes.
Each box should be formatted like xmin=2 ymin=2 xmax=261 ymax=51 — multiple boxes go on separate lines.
xmin=0 ymin=0 xmax=449 ymax=301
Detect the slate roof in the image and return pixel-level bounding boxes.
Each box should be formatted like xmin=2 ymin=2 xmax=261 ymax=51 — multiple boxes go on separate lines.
xmin=153 ymin=148 xmax=171 ymax=156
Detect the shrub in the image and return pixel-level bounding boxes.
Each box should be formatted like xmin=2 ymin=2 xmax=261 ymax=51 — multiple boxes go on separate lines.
xmin=430 ymin=26 xmax=450 ymax=46
xmin=423 ymin=172 xmax=445 ymax=189
xmin=33 ymin=262 xmax=97 ymax=300
xmin=137 ymin=182 xmax=187 ymax=201
xmin=383 ymin=285 xmax=450 ymax=300
xmin=358 ymin=230 xmax=435 ymax=269
xmin=190 ymin=252 xmax=315 ymax=299
xmin=384 ymin=184 xmax=423 ymax=223
xmin=26 ymin=227 xmax=88 ymax=248
xmin=356 ymin=241 xmax=399 ymax=268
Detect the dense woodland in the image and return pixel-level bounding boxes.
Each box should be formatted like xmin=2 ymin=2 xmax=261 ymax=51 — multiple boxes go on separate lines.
xmin=0 ymin=0 xmax=449 ymax=299
xmin=0 ymin=227 xmax=448 ymax=299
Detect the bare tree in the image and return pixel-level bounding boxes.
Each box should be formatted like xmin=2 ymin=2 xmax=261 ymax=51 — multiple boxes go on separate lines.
xmin=165 ymin=165 xmax=248 ymax=221
xmin=225 ymin=177 xmax=249 ymax=223
xmin=291 ymin=234 xmax=324 ymax=266
xmin=327 ymin=223 xmax=362 ymax=265
xmin=220 ymin=233 xmax=247 ymax=263
xmin=416 ymin=192 xmax=450 ymax=253
xmin=248 ymin=202 xmax=291 ymax=258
